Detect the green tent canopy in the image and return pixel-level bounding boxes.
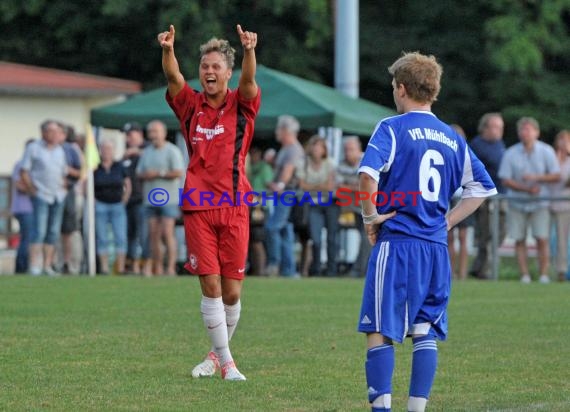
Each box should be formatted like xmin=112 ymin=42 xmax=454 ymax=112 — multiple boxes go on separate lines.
xmin=90 ymin=65 xmax=395 ymax=136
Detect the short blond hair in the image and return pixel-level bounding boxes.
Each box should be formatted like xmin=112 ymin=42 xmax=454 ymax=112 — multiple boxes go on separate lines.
xmin=388 ymin=52 xmax=443 ymax=104
xmin=200 ymin=37 xmax=235 ymax=69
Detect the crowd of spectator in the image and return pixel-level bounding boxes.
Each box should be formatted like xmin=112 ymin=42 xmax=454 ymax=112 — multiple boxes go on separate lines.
xmin=461 ymin=113 xmax=568 ymax=283
xmin=8 ymin=113 xmax=570 ymax=282
xmin=10 ymin=119 xmax=184 ymax=276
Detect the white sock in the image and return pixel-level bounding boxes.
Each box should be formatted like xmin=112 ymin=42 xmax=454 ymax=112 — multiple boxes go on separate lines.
xmin=371 ymin=394 xmax=391 ymax=409
xmin=408 ymin=396 xmax=427 ymax=412
xmin=225 ymin=300 xmax=241 ymax=341
xmin=209 ymin=300 xmax=242 ymax=353
xmin=201 ymin=296 xmax=233 ymax=365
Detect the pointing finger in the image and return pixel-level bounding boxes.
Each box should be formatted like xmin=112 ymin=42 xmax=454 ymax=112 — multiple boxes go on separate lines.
xmin=169 ymin=25 xmax=175 ymax=37
xmin=158 ymin=32 xmax=169 ymax=44
xmin=237 ymin=24 xmax=244 ymax=36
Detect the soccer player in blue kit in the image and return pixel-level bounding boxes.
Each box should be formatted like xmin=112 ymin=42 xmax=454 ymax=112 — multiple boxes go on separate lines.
xmin=357 ymin=52 xmax=497 ymax=412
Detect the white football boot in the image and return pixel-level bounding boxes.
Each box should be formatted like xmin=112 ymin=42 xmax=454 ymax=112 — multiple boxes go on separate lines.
xmin=191 ymin=351 xmax=220 ymax=378
xmin=221 ymin=361 xmax=246 ymax=381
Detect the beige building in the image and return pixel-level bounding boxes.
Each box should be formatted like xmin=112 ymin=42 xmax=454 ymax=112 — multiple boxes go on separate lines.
xmin=0 ymin=61 xmax=141 ymax=175
xmin=0 ymin=62 xmax=141 ymax=257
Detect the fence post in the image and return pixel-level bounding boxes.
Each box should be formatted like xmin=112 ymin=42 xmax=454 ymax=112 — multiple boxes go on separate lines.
xmin=490 ymin=196 xmax=500 ymax=280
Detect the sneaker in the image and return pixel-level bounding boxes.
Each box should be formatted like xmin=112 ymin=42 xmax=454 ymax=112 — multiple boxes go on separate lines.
xmin=520 ymin=274 xmax=531 ymax=284
xmin=221 ymin=361 xmax=246 ymax=381
xmin=30 ymin=267 xmax=42 ymax=277
xmin=44 ymin=267 xmax=59 ymax=277
xmin=265 ymin=265 xmax=279 ymax=277
xmin=539 ymin=275 xmax=550 ymax=284
xmin=191 ymin=351 xmax=220 ymax=378
xmin=61 ymin=263 xmax=70 ymax=275
xmin=283 ymin=272 xmax=301 ymax=279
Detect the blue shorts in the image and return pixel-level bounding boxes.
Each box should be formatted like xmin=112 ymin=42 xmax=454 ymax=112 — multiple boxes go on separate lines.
xmin=357 ymin=238 xmax=450 ymax=343
xmin=31 ymin=196 xmax=65 ymax=245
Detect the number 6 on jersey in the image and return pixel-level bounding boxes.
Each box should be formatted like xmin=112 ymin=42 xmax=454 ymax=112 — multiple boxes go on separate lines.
xmin=419 ymin=149 xmax=444 ymax=201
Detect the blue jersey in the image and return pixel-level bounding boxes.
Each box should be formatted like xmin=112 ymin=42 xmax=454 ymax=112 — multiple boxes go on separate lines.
xmin=359 ymin=111 xmax=497 ymax=245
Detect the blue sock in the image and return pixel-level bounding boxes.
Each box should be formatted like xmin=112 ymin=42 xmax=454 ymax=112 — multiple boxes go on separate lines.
xmin=366 ymin=344 xmax=394 ymax=411
xmin=409 ymin=336 xmax=438 ymax=399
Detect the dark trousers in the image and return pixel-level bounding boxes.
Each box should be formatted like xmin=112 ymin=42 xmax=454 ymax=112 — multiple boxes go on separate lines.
xmin=15 ymin=212 xmax=34 ymax=273
xmin=308 ymin=204 xmax=340 ymax=275
xmin=126 ymin=202 xmax=149 ymax=260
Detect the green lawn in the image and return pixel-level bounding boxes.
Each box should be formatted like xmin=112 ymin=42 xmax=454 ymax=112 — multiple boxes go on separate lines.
xmin=0 ymin=276 xmax=569 ymax=411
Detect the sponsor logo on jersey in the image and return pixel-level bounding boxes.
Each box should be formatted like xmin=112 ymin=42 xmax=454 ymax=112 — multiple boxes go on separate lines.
xmin=196 ymin=124 xmax=225 ymax=140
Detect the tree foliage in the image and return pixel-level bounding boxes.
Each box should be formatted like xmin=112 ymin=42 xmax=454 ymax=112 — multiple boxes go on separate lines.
xmin=482 ymin=0 xmax=570 ymax=141
xmin=0 ymin=0 xmax=333 ymax=87
xmin=1 ymin=0 xmax=570 ymax=141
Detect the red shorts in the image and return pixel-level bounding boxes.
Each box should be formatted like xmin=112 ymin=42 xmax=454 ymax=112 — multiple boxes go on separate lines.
xmin=183 ymin=205 xmax=249 ymax=280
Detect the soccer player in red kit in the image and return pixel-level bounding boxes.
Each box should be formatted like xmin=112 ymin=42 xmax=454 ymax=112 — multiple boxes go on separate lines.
xmin=158 ymin=24 xmax=260 ymax=381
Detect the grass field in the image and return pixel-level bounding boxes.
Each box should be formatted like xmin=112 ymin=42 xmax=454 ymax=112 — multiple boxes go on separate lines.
xmin=0 ymin=276 xmax=569 ymax=412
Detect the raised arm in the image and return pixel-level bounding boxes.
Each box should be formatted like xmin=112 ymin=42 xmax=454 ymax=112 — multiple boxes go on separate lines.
xmin=236 ymin=24 xmax=258 ymax=99
xmin=158 ymin=25 xmax=186 ymax=98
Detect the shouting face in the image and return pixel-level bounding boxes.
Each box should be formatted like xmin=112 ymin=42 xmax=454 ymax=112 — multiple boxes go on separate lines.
xmin=199 ymin=51 xmax=232 ymax=99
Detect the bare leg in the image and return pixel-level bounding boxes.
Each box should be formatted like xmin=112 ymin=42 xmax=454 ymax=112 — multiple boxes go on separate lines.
xmin=62 ymin=233 xmax=72 ymax=268
xmin=162 ymin=217 xmax=177 ymax=275
xmin=367 ymin=332 xmax=392 ymax=349
xmin=70 ymin=231 xmax=83 ymax=274
xmin=99 ymin=254 xmax=109 ymax=274
xmin=515 ymin=240 xmax=529 ymax=278
xmin=221 ymin=277 xmax=243 ymax=305
xmin=148 ymin=217 xmax=162 ymax=275
xmin=132 ymin=258 xmax=141 ymax=275
xmin=536 ymin=238 xmax=550 ymax=276
xmin=43 ymin=244 xmax=55 ymax=270
xmin=142 ymin=259 xmax=152 ymax=277
xmin=29 ymin=244 xmax=42 ymax=272
xmin=115 ymin=253 xmax=126 ymax=274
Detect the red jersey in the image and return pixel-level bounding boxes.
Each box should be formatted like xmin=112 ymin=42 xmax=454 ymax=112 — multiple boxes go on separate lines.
xmin=166 ymin=84 xmax=261 ymax=211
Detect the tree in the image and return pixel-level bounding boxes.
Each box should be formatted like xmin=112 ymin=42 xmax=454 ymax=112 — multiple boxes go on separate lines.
xmin=358 ymin=0 xmax=570 ymax=142
xmin=360 ymin=2 xmax=494 ymax=137
xmin=0 ymin=0 xmax=333 ymax=89
xmin=2 ymin=0 xmax=570 ymax=140
xmin=483 ymin=0 xmax=570 ymax=142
